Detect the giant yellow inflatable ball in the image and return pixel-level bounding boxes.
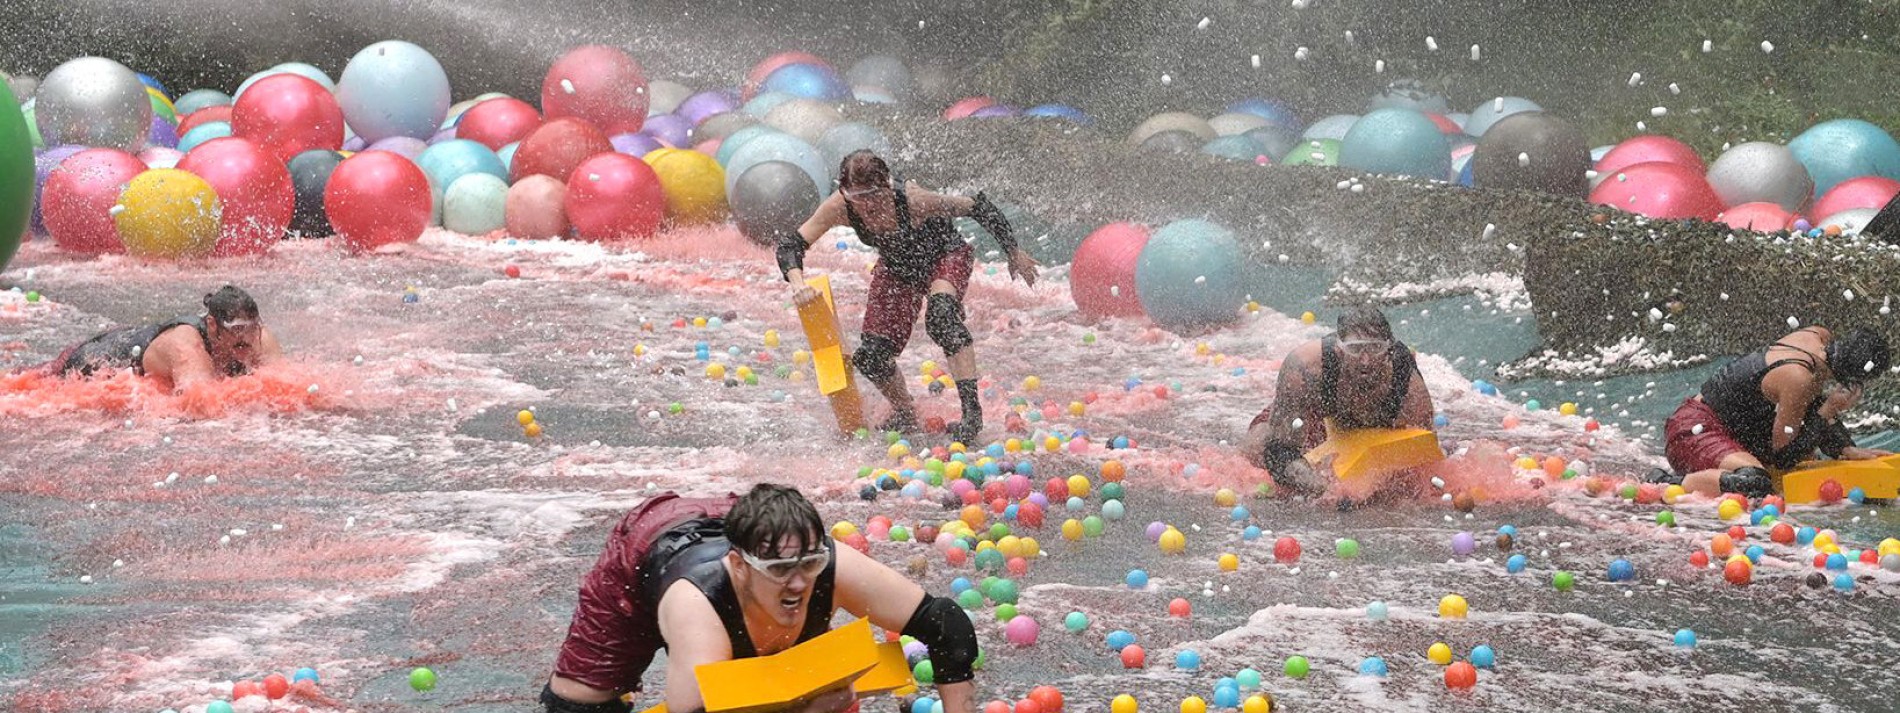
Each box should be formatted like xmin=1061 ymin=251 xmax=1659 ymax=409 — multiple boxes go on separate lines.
xmin=115 ymin=168 xmax=221 ymax=258
xmin=642 ymin=147 xmax=727 ymax=225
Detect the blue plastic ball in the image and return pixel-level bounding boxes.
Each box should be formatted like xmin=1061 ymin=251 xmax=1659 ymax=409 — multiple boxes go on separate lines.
xmin=1106 ymin=629 xmax=1136 ymax=652
xmin=1497 ymin=525 xmax=1518 ymax=537
xmin=1469 ymin=645 xmax=1496 ymax=669
xmin=1004 ymin=503 xmax=1020 ymax=521
xmin=1797 ymin=527 xmax=1817 ymax=545
xmin=910 ymin=697 xmax=936 ymax=713
xmin=985 ymin=444 xmax=1006 ymax=459
xmin=1230 ymin=506 xmax=1250 ymax=521
xmin=1745 ymin=545 xmax=1764 ymax=564
xmin=1015 ymin=460 xmax=1034 ymax=475
xmin=1849 ymin=487 xmax=1867 ymax=504
xmin=1827 ymin=553 xmax=1849 ymax=571
xmin=1834 ymin=573 xmax=1855 ymax=591
xmin=1126 ymin=569 xmax=1149 ymax=588
xmin=1366 ymin=601 xmax=1389 ymax=620
xmin=1176 ymin=649 xmax=1202 ymax=670
xmin=1673 ymin=629 xmax=1697 ymax=648
xmin=1101 ymin=500 xmax=1126 ymax=520
xmin=1358 ymin=656 xmax=1388 ymax=676
xmin=1243 ymin=525 xmax=1262 ymax=541
xmin=1506 ymin=554 xmax=1528 ymax=573
xmin=1607 ymin=559 xmax=1635 ymax=582
xmin=1112 ymin=436 xmax=1130 ymax=449
xmin=1067 ymin=496 xmax=1087 ymax=512
xmin=292 ymin=667 xmax=320 ymax=683
xmin=1211 ymin=685 xmax=1239 ymax=707
xmin=1433 ymin=413 xmax=1450 ymax=427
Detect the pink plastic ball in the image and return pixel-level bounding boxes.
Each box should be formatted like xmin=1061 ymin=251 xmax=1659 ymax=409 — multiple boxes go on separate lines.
xmin=1004 ymin=615 xmax=1040 ymax=646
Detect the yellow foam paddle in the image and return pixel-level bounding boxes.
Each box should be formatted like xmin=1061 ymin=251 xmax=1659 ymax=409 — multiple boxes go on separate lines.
xmin=1780 ymin=457 xmax=1900 ymax=504
xmin=638 ymin=619 xmax=912 ymax=713
xmin=1304 ymin=426 xmax=1444 ymax=483
xmin=795 ymin=275 xmax=866 ymax=434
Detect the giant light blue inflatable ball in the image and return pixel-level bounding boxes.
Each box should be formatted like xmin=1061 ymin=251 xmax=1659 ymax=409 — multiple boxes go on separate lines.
xmin=443 ymin=173 xmax=509 ymax=234
xmin=1227 ymin=98 xmax=1300 ymax=133
xmin=177 ymin=121 xmax=232 ymax=152
xmin=335 ymin=41 xmax=452 ymax=143
xmin=716 ymin=125 xmax=786 ymax=168
xmin=724 ymin=132 xmax=829 ymax=198
xmin=173 ymin=89 xmax=231 ymax=117
xmin=1134 ymin=219 xmax=1245 ymax=331
xmin=233 ymin=63 xmax=335 ymax=103
xmin=1023 ymin=104 xmax=1092 ymax=125
xmin=742 ymin=91 xmax=798 ymax=118
xmin=1787 ymin=119 xmax=1900 ymax=196
xmin=1341 ymin=108 xmax=1450 ymax=178
xmin=761 ymin=63 xmax=852 ymax=102
xmin=1301 ymin=114 xmax=1359 ymax=141
xmin=1201 ymin=135 xmax=1265 ymax=162
xmin=1463 ymin=96 xmax=1542 ymax=138
xmin=498 ymin=141 xmax=520 ymax=172
xmin=417 ymin=139 xmax=506 ymax=195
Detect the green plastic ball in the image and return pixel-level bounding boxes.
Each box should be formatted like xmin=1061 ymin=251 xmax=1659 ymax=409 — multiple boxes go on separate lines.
xmin=988 ymin=523 xmax=1011 ymax=540
xmin=667 ymin=402 xmax=684 ymax=414
xmin=1083 ymin=333 xmax=1097 ymax=344
xmin=886 ymin=430 xmax=903 ymax=445
xmin=994 ymin=603 xmax=1018 ymax=622
xmin=1618 ymin=483 xmax=1638 ymax=500
xmin=1082 ymin=515 xmax=1105 ymax=537
xmin=207 ymin=703 xmax=235 ymax=713
xmin=1100 ymin=482 xmax=1125 ymax=501
xmin=1553 ymin=570 xmax=1575 ymax=591
xmin=1656 ymin=511 xmax=1676 ymax=527
xmin=956 ymin=589 xmax=984 ymax=609
xmin=1284 ymin=655 xmax=1310 ymax=679
xmin=1336 ymin=538 xmax=1361 ymax=559
xmin=409 ymin=667 xmax=437 ymax=692
xmin=857 ymin=466 xmax=874 ymax=478
xmin=24 ymin=291 xmax=39 ymax=303
xmin=913 ymin=659 xmax=935 ymax=684
xmin=989 ymin=578 xmax=1020 ymax=605
xmin=1254 ymin=483 xmax=1275 ymax=499
xmin=1064 ymin=611 xmax=1089 ymax=632
xmin=890 ymin=526 xmax=911 ymax=542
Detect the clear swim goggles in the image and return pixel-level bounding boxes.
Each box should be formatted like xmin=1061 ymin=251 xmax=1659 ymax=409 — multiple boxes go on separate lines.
xmin=740 ymin=548 xmax=831 ymax=581
xmin=1337 ymin=338 xmax=1392 ymax=356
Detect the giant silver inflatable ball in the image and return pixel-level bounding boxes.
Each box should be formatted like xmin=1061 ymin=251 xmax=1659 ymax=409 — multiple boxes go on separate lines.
xmin=1300 ymin=114 xmax=1360 ymax=141
xmin=1208 ymin=112 xmax=1269 ymax=137
xmin=1471 ymin=112 xmax=1591 ymax=198
xmin=732 ymin=160 xmax=822 ymax=246
xmin=646 ymin=79 xmax=692 ymax=117
xmin=35 ymin=56 xmax=153 ymax=151
xmin=763 ymin=98 xmax=844 ymax=145
xmin=1706 ymin=141 xmax=1814 ymax=213
xmin=1128 ymin=112 xmax=1214 ymax=147
xmin=1138 ymin=129 xmax=1204 ymax=155
xmin=1367 ymin=78 xmax=1451 ymax=115
xmin=816 ymin=122 xmax=892 ymax=181
xmin=1463 ymin=97 xmax=1542 ymax=138
xmin=1817 ymin=207 xmax=1879 ymax=236
xmin=696 ymin=112 xmax=758 ymax=144
xmin=846 ymin=55 xmax=913 ymax=100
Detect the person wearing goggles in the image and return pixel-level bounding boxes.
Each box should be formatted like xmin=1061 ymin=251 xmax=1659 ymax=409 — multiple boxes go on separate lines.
xmin=1240 ymin=307 xmax=1435 ymax=499
xmin=36 ymin=285 xmax=283 ymax=391
xmin=1652 ymin=326 xmax=1892 ymax=497
xmin=774 ymin=150 xmax=1040 ymax=446
xmin=546 ymin=484 xmax=979 ymax=713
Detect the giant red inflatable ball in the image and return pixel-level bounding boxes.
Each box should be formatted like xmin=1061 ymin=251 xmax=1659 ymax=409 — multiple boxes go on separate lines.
xmin=1589 ymin=160 xmax=1726 ymax=221
xmin=456 ymin=97 xmax=542 ymax=151
xmin=505 ymin=174 xmax=569 ymax=239
xmin=1715 ymin=201 xmax=1797 ymax=233
xmin=541 ymin=46 xmax=649 ymax=136
xmin=177 ymin=137 xmax=294 ymax=256
xmin=1595 ymin=135 xmax=1705 ymax=179
xmin=178 ymin=105 xmax=234 ymax=138
xmin=511 ymin=117 xmax=613 ymax=184
xmin=564 ymin=152 xmax=666 ymax=241
xmin=1811 ymin=176 xmax=1900 ymax=220
xmin=324 ymin=150 xmax=433 ymax=252
xmin=1070 ymin=222 xmax=1152 ymax=318
xmin=42 ymin=148 xmax=148 ymax=254
xmin=231 ymin=74 xmax=345 ymax=161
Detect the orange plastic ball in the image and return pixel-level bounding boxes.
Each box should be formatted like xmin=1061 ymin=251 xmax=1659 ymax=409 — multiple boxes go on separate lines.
xmin=1445 ymin=661 xmax=1478 ymax=689
xmin=1723 ymin=559 xmax=1752 ymax=586
xmin=1710 ymin=533 xmax=1734 ymax=558
xmin=1028 ymin=686 xmax=1065 ymax=713
xmin=263 ymin=673 xmax=289 ymax=700
xmin=1168 ymin=597 xmax=1192 ymax=617
xmin=1102 ymin=460 xmax=1126 ymax=482
xmin=1121 ymin=644 xmax=1147 ymax=668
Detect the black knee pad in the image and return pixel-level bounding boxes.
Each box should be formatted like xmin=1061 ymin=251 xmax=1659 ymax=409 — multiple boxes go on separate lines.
xmin=853 ymin=334 xmax=900 ymax=382
xmin=925 ymin=293 xmax=972 ymax=356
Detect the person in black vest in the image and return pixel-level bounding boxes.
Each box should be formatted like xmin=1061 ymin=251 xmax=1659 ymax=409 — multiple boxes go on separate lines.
xmin=777 ymin=150 xmax=1040 ymax=445
xmin=544 ymin=484 xmax=980 ymax=713
xmin=1652 ymin=326 xmax=1891 ymax=497
xmin=37 ymin=285 xmax=284 ymax=391
xmin=1241 ymin=307 xmax=1435 ymax=498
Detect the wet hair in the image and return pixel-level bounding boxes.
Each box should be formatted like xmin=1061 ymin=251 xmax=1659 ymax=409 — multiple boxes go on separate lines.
xmin=204 ymin=285 xmax=259 ymax=326
xmin=837 ymin=149 xmax=892 ymax=191
xmin=1336 ymin=306 xmax=1394 ymax=341
xmin=726 ymin=483 xmax=825 ymax=558
xmin=1827 ymin=328 xmax=1891 ymax=383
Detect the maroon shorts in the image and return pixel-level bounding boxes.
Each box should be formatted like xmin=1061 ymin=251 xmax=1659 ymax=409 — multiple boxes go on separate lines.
xmin=862 ymin=245 xmax=975 ymax=350
xmin=552 ymin=492 xmax=739 ymax=693
xmin=1663 ymin=396 xmax=1751 ymax=474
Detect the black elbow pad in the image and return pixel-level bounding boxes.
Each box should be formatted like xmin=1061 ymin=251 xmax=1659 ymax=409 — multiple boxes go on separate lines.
xmin=969 ymin=193 xmax=1019 ymax=256
xmin=1262 ymin=442 xmax=1304 ymax=474
xmin=903 ymin=594 xmax=978 ymax=684
xmin=774 ymin=231 xmax=808 ymax=281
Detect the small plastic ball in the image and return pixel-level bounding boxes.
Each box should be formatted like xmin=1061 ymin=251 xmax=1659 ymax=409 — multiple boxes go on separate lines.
xmin=1158 ymin=528 xmax=1187 ymax=554
xmin=1723 ymin=559 xmax=1752 ymax=585
xmin=1336 ymin=538 xmax=1361 ymax=559
xmin=1445 ymin=661 xmax=1477 ymax=689
xmin=1438 ymin=594 xmax=1468 ymax=619
xmin=1128 ymin=569 xmax=1150 ymax=589
xmin=1552 ymin=570 xmax=1575 ymax=591
xmin=1243 ymin=525 xmax=1262 ymax=541
xmin=1168 ymin=597 xmax=1192 ymax=617
xmin=1065 ymin=611 xmax=1089 ymax=632
xmin=1242 ymin=696 xmax=1271 ymax=713
xmin=1367 ymin=600 xmax=1389 ymax=620
xmin=516 ymin=409 xmax=536 ymax=425
xmin=1607 ymin=559 xmax=1635 ymax=582
xmin=913 ymin=660 xmax=935 ymax=684
xmin=1506 ymin=554 xmax=1527 ymax=573
xmin=1214 ymin=488 xmax=1238 ymax=507
xmin=1469 ymin=644 xmax=1496 ymax=669
xmin=409 ymin=667 xmax=437 ymax=692
xmin=1673 ymin=629 xmax=1697 ymax=648
xmin=1717 ymin=499 xmax=1744 ymax=521
xmin=1283 ymin=655 xmax=1310 ymax=678
xmin=1120 ymin=644 xmax=1147 ymax=669
xmin=1236 ymin=668 xmax=1262 ymax=689
xmin=293 ymin=667 xmax=320 ymax=684
xmin=1451 ymin=531 xmax=1476 ymax=556
xmin=1111 ymin=695 xmax=1138 ymax=713
xmin=1175 ymin=649 xmax=1202 ymax=670
xmin=1359 ymin=657 xmax=1388 ymax=676
xmin=1428 ymin=642 xmax=1453 ymax=665
xmin=1107 ymin=630 xmax=1136 ymax=651
xmin=1656 ymin=511 xmax=1677 ymax=527
xmin=1273 ymin=537 xmax=1301 ymax=564
xmin=1179 ymin=696 xmax=1206 ymax=713
xmin=1834 ymin=573 xmax=1855 ymax=592
xmin=1218 ymin=553 xmax=1240 ymax=572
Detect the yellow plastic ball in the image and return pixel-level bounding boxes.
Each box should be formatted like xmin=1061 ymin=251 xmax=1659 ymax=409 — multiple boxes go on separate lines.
xmin=945 ymin=461 xmax=967 ymax=480
xmin=793 ymin=349 xmax=811 ymax=364
xmin=1559 ymin=402 xmax=1578 ymax=416
xmin=998 ymin=535 xmax=1022 ymax=558
xmin=1180 ymin=696 xmax=1206 ymax=713
xmin=1214 ymin=488 xmax=1238 ymax=507
xmin=1663 ymin=484 xmax=1686 ymax=503
xmin=114 ymin=168 xmax=221 ymax=259
xmin=1428 ymin=642 xmax=1453 ymax=665
xmin=524 ymin=422 xmax=543 ymax=438
xmin=516 ymin=409 xmax=536 ymax=426
xmin=1112 ymin=694 xmax=1138 ymax=713
xmin=633 ymin=343 xmax=648 ymax=357
xmin=1725 ymin=554 xmax=1753 ymax=568
xmin=960 ymin=506 xmax=986 ymax=529
xmin=1300 ymin=311 xmax=1316 ymax=324
xmin=1514 ymin=456 xmax=1538 ymax=470
xmin=1044 ymin=436 xmax=1062 ymax=452
xmin=1195 ymin=343 xmax=1210 ymax=356
xmin=706 ymin=363 xmax=727 ymax=379
xmin=1069 ymin=401 xmax=1086 ymax=416
xmin=693 ymin=316 xmax=707 ymax=328
xmin=736 ymin=366 xmax=754 ymax=381
xmin=1067 ymin=474 xmax=1092 ymax=498
xmin=1023 ymin=375 xmax=1042 ymax=391
xmin=888 ymin=443 xmax=911 ymax=459
xmin=830 ymin=521 xmax=858 ymax=539
xmin=948 ymin=441 xmax=966 ymax=454
xmin=763 ymin=330 xmax=780 ymax=348
xmin=920 ymin=360 xmax=938 ymax=375
xmin=1814 ymin=533 xmax=1836 ymax=550
xmin=1019 ymin=537 xmax=1040 ymax=558
xmin=1062 ymin=519 xmax=1084 ymax=541
xmin=641 ymin=147 xmax=728 ymax=225
xmin=1438 ymin=594 xmax=1468 ymax=619
xmin=1005 ymin=438 xmax=1023 ymax=453
xmin=1218 ymin=553 xmax=1239 ymax=572
xmin=1717 ymin=499 xmax=1744 ymax=521
xmin=1159 ymin=527 xmax=1186 ymax=555
xmin=975 ymin=540 xmax=996 ymax=552
xmin=788 ymin=371 xmax=805 ymax=381
xmin=1242 ymin=695 xmax=1271 ymax=713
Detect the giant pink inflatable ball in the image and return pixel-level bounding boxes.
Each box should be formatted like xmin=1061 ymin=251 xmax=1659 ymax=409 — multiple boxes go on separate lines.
xmin=564 ymin=152 xmax=666 ymax=241
xmin=542 ymin=45 xmax=649 ymax=136
xmin=456 ymin=97 xmax=542 ymax=150
xmin=1811 ymin=176 xmax=1900 ymax=220
xmin=1589 ymin=160 xmax=1725 ymax=221
xmin=324 ymin=150 xmax=433 ymax=252
xmin=943 ymin=96 xmax=997 ymax=121
xmin=176 ymin=136 xmax=294 ymax=256
xmin=1594 ymin=135 xmax=1704 ymax=184
xmin=1715 ymin=202 xmax=1797 ymax=233
xmin=1070 ymin=222 xmax=1152 ymax=318
xmin=511 ymin=117 xmax=613 ymax=183
xmin=505 ymin=174 xmax=568 ymax=239
xmin=230 ymin=74 xmax=345 ymax=161
xmin=743 ymin=52 xmax=833 ymax=100
xmin=42 ymin=147 xmax=147 ymax=254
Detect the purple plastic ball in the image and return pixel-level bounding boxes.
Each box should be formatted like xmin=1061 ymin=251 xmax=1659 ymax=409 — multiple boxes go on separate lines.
xmin=1451 ymin=531 xmax=1476 ymax=556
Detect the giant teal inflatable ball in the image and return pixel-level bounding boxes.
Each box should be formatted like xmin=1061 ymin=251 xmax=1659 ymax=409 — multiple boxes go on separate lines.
xmin=498 ymin=141 xmax=520 ymax=172
xmin=1367 ymin=78 xmax=1450 ymax=115
xmin=1787 ymin=119 xmax=1900 ymax=196
xmin=1226 ymin=98 xmax=1299 ymax=133
xmin=761 ymin=63 xmax=851 ymax=102
xmin=1301 ymin=114 xmax=1358 ymax=141
xmin=817 ymin=122 xmax=892 ymax=181
xmin=177 ymin=121 xmax=233 ymax=153
xmin=1135 ymin=219 xmax=1245 ymax=331
xmin=443 ymin=173 xmax=508 ymax=234
xmin=1243 ymin=125 xmax=1300 ymax=161
xmin=846 ymin=55 xmax=913 ymax=100
xmin=336 ymin=41 xmax=452 ymax=143
xmin=1341 ymin=109 xmax=1449 ymax=178
xmin=723 ymin=132 xmax=828 ymax=198
xmin=1201 ymin=135 xmax=1264 ymax=162
xmin=716 ymin=125 xmax=784 ymax=167
xmin=1463 ymin=97 xmax=1542 ymax=138
xmin=174 ymin=89 xmax=232 ymax=117
xmin=1024 ymin=104 xmax=1091 ymax=125
xmin=417 ymin=139 xmax=506 ymax=197
xmin=1283 ymin=138 xmax=1341 ymax=167
xmin=742 ymin=91 xmax=797 ymax=118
